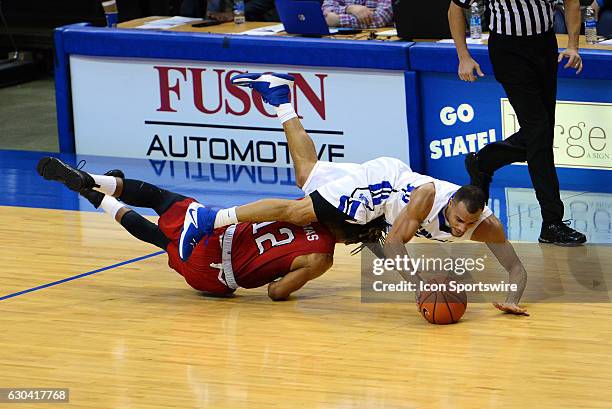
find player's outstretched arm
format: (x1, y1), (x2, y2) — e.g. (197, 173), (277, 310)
(472, 215), (529, 316)
(267, 253), (333, 301)
(383, 185), (434, 286)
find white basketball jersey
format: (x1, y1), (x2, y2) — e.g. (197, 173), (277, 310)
(385, 176), (492, 242)
(315, 157), (431, 224)
(302, 158), (491, 241)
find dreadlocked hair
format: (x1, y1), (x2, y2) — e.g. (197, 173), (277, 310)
(333, 216), (389, 256)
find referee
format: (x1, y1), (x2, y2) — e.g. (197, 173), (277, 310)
(448, 0), (587, 245)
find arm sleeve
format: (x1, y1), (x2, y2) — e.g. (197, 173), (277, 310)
(452, 0), (476, 9)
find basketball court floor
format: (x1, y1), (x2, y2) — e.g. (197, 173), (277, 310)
(1, 149), (611, 408)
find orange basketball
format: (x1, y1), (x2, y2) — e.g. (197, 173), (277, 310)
(418, 277), (467, 324)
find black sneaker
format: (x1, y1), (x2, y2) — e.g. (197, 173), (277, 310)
(37, 156), (98, 192)
(80, 169), (125, 208)
(539, 220), (587, 246)
(465, 153), (492, 202)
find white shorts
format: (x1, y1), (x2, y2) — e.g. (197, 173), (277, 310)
(301, 157), (412, 225)
(301, 161), (362, 195)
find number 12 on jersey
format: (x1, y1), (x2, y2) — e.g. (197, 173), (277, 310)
(252, 222), (296, 254)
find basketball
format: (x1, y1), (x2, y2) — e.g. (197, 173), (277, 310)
(418, 276), (467, 324)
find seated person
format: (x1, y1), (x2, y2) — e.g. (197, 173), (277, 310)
(554, 0), (612, 37)
(322, 0), (393, 29)
(181, 0), (279, 22)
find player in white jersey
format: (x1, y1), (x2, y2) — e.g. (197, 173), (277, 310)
(180, 73), (528, 316)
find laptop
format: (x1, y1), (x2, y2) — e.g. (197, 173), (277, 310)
(392, 0), (451, 40)
(275, 0), (332, 36)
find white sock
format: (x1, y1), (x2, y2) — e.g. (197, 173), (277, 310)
(91, 174), (118, 196)
(100, 195), (126, 220)
(214, 206), (238, 228)
(275, 103), (297, 124)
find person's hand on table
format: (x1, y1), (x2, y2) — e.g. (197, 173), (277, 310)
(346, 5), (373, 26)
(207, 11), (233, 22)
(324, 12), (340, 27)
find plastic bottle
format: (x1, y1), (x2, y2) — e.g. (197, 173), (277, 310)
(585, 6), (598, 45)
(234, 0), (246, 25)
(470, 2), (482, 40)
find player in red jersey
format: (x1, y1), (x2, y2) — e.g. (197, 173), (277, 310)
(37, 157), (382, 299)
(158, 197), (336, 299)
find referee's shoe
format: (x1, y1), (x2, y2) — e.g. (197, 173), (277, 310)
(539, 221), (587, 246)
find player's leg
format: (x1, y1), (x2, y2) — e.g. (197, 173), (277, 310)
(37, 156), (121, 194)
(179, 196), (318, 260)
(235, 196), (317, 226)
(115, 179), (188, 216)
(282, 118), (318, 188)
(37, 156), (186, 216)
(86, 193), (171, 250)
(230, 73), (317, 188)
(37, 159), (172, 249)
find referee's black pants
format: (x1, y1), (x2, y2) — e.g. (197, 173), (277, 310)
(478, 30), (564, 224)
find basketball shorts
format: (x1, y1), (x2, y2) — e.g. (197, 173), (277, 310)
(158, 197), (234, 295)
(301, 157), (411, 225)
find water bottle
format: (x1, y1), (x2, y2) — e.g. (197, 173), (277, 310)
(101, 0), (118, 28)
(234, 0), (246, 24)
(470, 2), (482, 40)
(585, 6), (597, 44)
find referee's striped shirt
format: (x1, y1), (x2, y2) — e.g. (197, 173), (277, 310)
(452, 0), (555, 36)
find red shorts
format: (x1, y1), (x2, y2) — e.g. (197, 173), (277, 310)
(158, 198), (234, 295)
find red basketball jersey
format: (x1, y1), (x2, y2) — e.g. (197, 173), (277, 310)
(160, 198), (233, 294)
(158, 198), (336, 293)
(230, 221), (336, 289)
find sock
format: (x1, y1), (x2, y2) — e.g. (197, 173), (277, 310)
(214, 206), (238, 229)
(100, 195), (126, 220)
(91, 174), (118, 195)
(275, 103), (297, 124)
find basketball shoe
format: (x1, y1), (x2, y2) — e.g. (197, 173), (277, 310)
(37, 156), (97, 192)
(178, 202), (218, 261)
(230, 73), (294, 106)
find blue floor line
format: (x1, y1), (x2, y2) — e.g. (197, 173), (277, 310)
(0, 251), (165, 301)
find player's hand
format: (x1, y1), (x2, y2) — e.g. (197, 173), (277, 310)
(458, 57), (484, 82)
(346, 5), (373, 26)
(493, 302), (530, 316)
(558, 48), (583, 74)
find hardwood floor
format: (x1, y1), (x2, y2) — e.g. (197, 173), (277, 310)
(1, 206), (611, 408)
